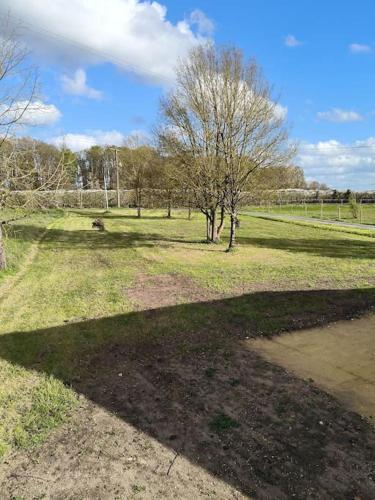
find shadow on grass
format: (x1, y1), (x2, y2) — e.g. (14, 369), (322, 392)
(10, 225), (204, 249)
(9, 221), (375, 259)
(0, 288), (374, 498)
(68, 209), (189, 221)
(235, 235), (375, 259)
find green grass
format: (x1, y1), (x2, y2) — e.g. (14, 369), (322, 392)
(0, 209), (63, 287)
(242, 212), (375, 239)
(245, 202), (375, 225)
(0, 207), (374, 459)
(209, 413), (240, 432)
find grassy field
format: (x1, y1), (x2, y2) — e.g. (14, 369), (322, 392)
(246, 202), (375, 225)
(0, 208), (374, 497)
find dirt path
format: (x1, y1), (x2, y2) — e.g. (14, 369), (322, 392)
(250, 313), (375, 422)
(243, 210), (375, 231)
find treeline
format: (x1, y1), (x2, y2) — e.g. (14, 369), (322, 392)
(0, 136), (309, 203)
(1, 137), (309, 191)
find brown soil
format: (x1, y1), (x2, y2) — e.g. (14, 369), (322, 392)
(126, 273), (220, 310)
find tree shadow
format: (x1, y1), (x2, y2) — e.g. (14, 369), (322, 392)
(0, 288), (374, 498)
(9, 222), (375, 259)
(236, 236), (375, 259)
(10, 225), (204, 249)
(68, 210), (189, 221)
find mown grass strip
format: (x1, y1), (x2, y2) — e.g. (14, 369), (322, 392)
(241, 212), (375, 238)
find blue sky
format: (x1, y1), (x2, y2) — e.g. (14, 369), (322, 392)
(1, 0), (375, 189)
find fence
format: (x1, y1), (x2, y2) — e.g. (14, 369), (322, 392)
(248, 199), (375, 225)
(0, 189), (189, 210)
(2, 189), (375, 220)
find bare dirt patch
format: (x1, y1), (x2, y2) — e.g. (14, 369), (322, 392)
(1, 332), (374, 499)
(125, 273), (220, 310)
(1, 400), (246, 500)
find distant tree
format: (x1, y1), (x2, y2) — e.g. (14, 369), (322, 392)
(307, 180), (329, 191)
(344, 189), (352, 201)
(157, 157), (180, 218)
(349, 192), (359, 219)
(121, 136), (156, 218)
(307, 180), (320, 190)
(249, 165), (306, 191)
(85, 146), (105, 189)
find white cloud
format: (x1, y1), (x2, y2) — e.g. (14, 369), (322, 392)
(317, 108), (363, 123)
(349, 43), (372, 54)
(298, 138), (375, 190)
(61, 69), (102, 99)
(49, 129), (150, 151)
(189, 9), (214, 35)
(1, 0), (212, 85)
(50, 130), (126, 151)
(0, 100), (61, 126)
(284, 35), (302, 48)
(274, 103), (288, 120)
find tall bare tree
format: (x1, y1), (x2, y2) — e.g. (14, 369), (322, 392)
(158, 45), (228, 242)
(0, 18), (38, 146)
(0, 19), (39, 269)
(159, 44), (294, 249)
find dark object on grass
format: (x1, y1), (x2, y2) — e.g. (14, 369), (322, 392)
(92, 218), (105, 231)
(235, 217), (240, 228)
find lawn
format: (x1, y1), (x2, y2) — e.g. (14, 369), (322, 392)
(0, 208), (374, 498)
(246, 202), (375, 225)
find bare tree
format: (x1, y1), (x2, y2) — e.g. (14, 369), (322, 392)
(158, 45), (228, 242)
(0, 19), (39, 269)
(121, 135), (156, 218)
(159, 44), (294, 249)
(0, 17), (38, 147)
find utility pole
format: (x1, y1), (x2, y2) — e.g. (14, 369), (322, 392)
(103, 165), (109, 210)
(115, 148), (120, 208)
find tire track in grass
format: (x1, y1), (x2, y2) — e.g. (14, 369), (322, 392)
(0, 218), (61, 304)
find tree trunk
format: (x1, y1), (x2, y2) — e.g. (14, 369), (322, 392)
(188, 201), (192, 220)
(0, 224), (6, 270)
(217, 205), (225, 240)
(211, 208), (218, 242)
(167, 194), (171, 218)
(205, 212), (213, 241)
(137, 189), (141, 218)
(227, 212), (236, 251)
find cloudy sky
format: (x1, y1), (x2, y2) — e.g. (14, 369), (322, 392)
(1, 0), (375, 190)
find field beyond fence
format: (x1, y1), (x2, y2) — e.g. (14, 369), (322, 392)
(246, 199), (375, 225)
